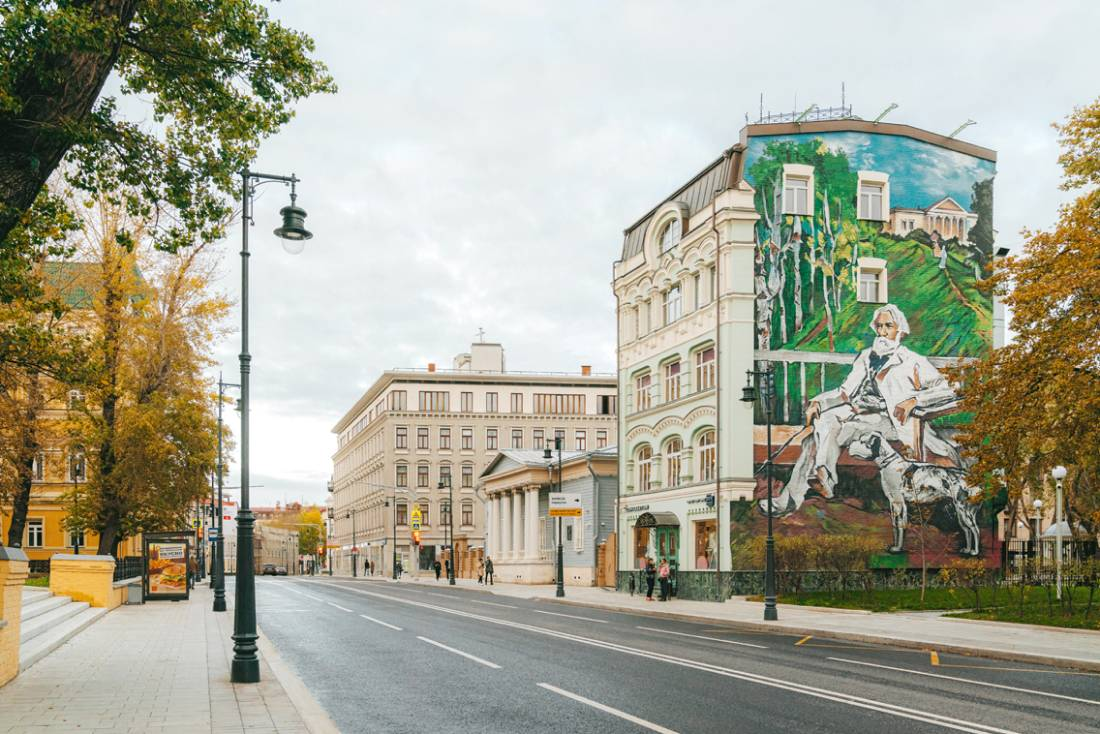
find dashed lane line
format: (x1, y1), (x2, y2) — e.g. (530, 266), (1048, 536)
(636, 626), (768, 649)
(533, 609), (608, 624)
(537, 683), (679, 734)
(829, 658), (1100, 707)
(301, 580), (1019, 734)
(360, 614), (402, 631)
(327, 602), (353, 613)
(417, 636), (501, 669)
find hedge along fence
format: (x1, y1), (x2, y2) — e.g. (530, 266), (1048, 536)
(732, 534), (885, 596)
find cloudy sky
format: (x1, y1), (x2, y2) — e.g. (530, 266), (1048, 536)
(208, 0), (1097, 508)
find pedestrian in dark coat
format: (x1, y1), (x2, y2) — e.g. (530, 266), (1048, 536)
(433, 560), (442, 581)
(484, 557), (494, 585)
(644, 558), (657, 601)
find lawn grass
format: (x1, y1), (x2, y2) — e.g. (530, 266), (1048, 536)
(771, 585), (1100, 623)
(24, 575), (49, 587)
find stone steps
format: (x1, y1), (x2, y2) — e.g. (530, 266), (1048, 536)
(17, 589), (109, 672)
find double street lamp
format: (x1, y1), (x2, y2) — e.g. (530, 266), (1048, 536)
(543, 437), (565, 598)
(740, 365), (779, 621)
(231, 170), (313, 685)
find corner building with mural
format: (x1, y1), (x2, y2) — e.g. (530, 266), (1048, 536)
(614, 117), (1001, 599)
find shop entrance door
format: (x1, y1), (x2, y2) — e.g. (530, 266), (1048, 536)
(655, 526), (679, 565)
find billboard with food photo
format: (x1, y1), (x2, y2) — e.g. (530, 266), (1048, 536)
(144, 532), (193, 600)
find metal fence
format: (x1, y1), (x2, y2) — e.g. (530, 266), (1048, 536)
(113, 556), (144, 582)
(1002, 539), (1099, 580)
(28, 559), (50, 575)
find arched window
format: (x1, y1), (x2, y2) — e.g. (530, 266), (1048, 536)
(636, 445), (653, 492)
(659, 218), (681, 253)
(664, 437), (682, 488)
(697, 430), (716, 482)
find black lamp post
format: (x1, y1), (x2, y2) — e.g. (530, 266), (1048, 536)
(231, 169), (313, 685)
(440, 479), (456, 585)
(346, 509), (359, 577)
(740, 366), (778, 621)
(326, 505), (334, 576)
(213, 374), (239, 613)
(544, 437), (565, 598)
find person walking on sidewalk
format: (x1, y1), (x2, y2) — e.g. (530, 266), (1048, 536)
(658, 559), (671, 601)
(644, 558), (656, 601)
(433, 559), (442, 581)
(188, 555), (198, 590)
(484, 557), (494, 585)
(477, 559), (485, 584)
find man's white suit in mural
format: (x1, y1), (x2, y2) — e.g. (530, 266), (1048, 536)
(767, 304), (963, 517)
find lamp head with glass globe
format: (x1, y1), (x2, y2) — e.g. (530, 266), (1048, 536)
(273, 180), (312, 252)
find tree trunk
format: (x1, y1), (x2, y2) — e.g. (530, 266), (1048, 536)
(0, 1), (139, 245)
(5, 374), (42, 548)
(94, 254), (124, 556)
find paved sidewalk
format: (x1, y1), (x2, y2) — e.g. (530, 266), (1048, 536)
(0, 584), (335, 734)
(357, 573), (1100, 672)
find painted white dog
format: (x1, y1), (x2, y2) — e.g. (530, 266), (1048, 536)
(847, 432), (981, 556)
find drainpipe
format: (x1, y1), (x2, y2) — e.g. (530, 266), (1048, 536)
(613, 287), (622, 589)
(712, 170), (726, 603)
(587, 455), (600, 583)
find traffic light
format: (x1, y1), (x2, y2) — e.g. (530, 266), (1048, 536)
(412, 530), (421, 546)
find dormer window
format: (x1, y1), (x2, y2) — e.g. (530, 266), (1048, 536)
(659, 218), (681, 253)
(782, 164), (814, 215)
(857, 171), (890, 221)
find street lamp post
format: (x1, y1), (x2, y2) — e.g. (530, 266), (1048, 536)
(440, 480), (455, 585)
(346, 509), (359, 577)
(544, 437), (565, 598)
(1052, 465), (1067, 601)
(213, 375), (239, 613)
(741, 366), (778, 621)
(231, 169), (313, 685)
(326, 506), (335, 576)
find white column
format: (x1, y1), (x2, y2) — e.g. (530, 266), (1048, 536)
(500, 491), (512, 558)
(525, 486), (539, 560)
(512, 488), (523, 558)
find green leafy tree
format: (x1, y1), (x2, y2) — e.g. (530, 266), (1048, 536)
(0, 0), (335, 301)
(297, 507), (323, 557)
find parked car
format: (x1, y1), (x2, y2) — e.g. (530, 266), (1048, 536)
(261, 563), (278, 576)
(275, 565), (288, 576)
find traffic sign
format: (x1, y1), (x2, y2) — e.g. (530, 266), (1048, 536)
(549, 493), (583, 517)
(410, 505), (422, 531)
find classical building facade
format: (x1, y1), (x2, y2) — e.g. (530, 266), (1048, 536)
(330, 342), (616, 577)
(479, 446), (617, 586)
(616, 117), (1001, 598)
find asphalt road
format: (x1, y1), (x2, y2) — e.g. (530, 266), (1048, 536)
(251, 576), (1100, 734)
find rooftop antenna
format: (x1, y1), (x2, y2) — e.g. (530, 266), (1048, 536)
(948, 119), (976, 138)
(841, 82), (846, 110)
(760, 93), (764, 122)
(872, 102), (898, 124)
(475, 327), (486, 343)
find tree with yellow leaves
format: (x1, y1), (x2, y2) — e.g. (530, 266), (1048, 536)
(63, 197), (230, 555)
(956, 98), (1100, 536)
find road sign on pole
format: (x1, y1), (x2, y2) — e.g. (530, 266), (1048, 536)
(549, 493), (583, 517)
(410, 505), (422, 531)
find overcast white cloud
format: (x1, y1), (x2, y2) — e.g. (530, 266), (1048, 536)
(209, 0), (1097, 508)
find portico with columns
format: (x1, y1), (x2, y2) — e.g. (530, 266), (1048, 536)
(480, 447), (618, 586)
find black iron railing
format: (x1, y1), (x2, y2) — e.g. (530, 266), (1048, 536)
(28, 559), (50, 574)
(113, 556), (143, 582)
(1002, 539), (1098, 579)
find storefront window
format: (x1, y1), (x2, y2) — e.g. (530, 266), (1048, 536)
(633, 527), (650, 569)
(694, 519), (717, 570)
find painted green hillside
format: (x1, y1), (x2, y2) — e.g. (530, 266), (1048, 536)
(792, 234), (992, 357)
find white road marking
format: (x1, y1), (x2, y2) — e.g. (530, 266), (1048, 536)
(301, 580), (1019, 734)
(360, 614), (402, 631)
(465, 599), (518, 609)
(421, 591), (519, 609)
(283, 587), (325, 602)
(258, 609), (310, 613)
(327, 602), (353, 612)
(417, 636), (501, 669)
(533, 609), (608, 623)
(538, 682), (678, 734)
(636, 625), (768, 649)
(829, 657), (1100, 707)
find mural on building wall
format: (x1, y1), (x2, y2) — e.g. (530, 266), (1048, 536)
(734, 131), (999, 567)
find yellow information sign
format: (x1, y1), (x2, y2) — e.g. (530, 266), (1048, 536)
(549, 494), (583, 517)
(410, 505), (422, 530)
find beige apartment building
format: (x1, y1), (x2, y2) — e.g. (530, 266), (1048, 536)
(330, 343), (617, 577)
